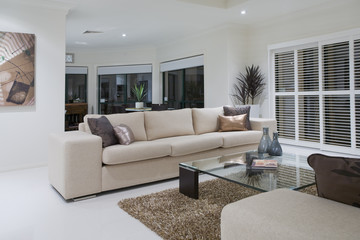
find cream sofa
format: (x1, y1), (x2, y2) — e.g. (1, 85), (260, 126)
(49, 107), (276, 200)
(221, 189), (360, 240)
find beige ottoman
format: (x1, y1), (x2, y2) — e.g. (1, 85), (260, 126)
(221, 188), (360, 240)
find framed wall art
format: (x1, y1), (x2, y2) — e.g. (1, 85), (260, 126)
(0, 31), (35, 106)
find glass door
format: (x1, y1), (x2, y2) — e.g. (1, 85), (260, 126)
(98, 73), (152, 114)
(163, 66), (204, 109)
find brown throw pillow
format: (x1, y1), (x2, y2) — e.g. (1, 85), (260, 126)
(307, 153), (360, 208)
(114, 124), (135, 145)
(223, 105), (252, 130)
(218, 114), (248, 132)
(87, 116), (118, 148)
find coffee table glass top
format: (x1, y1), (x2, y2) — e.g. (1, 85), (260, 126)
(180, 151), (315, 192)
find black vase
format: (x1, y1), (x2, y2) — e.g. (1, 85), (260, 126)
(269, 132), (282, 156)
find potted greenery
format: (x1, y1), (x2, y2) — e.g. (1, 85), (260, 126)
(132, 83), (147, 108)
(231, 65), (265, 117)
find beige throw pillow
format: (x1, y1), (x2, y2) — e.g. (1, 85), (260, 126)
(113, 124), (135, 145)
(218, 114), (248, 132)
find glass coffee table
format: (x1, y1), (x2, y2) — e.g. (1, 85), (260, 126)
(179, 150), (315, 199)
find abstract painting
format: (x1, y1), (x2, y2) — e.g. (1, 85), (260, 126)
(0, 31), (35, 106)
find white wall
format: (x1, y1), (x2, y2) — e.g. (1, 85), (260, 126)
(0, 2), (68, 172)
(246, 0), (360, 118)
(66, 47), (157, 113)
(157, 24), (248, 108)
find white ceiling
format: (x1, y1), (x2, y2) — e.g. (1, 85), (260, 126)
(57, 0), (344, 49)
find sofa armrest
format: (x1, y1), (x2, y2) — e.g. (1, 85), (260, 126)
(250, 118), (277, 139)
(78, 122), (86, 132)
(48, 131), (102, 200)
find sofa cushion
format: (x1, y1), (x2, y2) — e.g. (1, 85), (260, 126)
(145, 109), (195, 140)
(87, 116), (118, 148)
(204, 131), (262, 148)
(154, 134), (223, 157)
(221, 189), (360, 240)
(102, 141), (171, 165)
(218, 114), (248, 132)
(308, 154), (360, 208)
(192, 107), (223, 134)
(113, 124), (135, 145)
(223, 105), (252, 130)
(84, 112), (147, 141)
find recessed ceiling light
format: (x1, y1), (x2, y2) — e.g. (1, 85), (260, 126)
(241, 10), (246, 15)
(122, 33), (127, 37)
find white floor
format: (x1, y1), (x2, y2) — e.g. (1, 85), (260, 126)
(0, 166), (179, 240)
(0, 145), (356, 240)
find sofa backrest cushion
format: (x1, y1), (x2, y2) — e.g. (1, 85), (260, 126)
(308, 153), (360, 208)
(145, 108), (195, 140)
(192, 107), (223, 135)
(223, 105), (252, 130)
(83, 112), (147, 141)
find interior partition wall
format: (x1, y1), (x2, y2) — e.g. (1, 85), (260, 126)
(97, 64), (152, 114)
(161, 55), (204, 109)
(269, 29), (360, 155)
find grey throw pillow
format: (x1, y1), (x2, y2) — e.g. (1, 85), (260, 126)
(223, 105), (251, 130)
(87, 116), (118, 148)
(114, 124), (135, 145)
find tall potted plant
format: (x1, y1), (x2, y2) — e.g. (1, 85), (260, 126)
(231, 65), (265, 117)
(132, 83), (147, 108)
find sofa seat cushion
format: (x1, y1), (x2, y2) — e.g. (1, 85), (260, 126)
(145, 109), (195, 140)
(203, 131), (262, 148)
(154, 134), (223, 157)
(102, 141), (171, 165)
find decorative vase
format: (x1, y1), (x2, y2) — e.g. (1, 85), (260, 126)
(269, 132), (282, 156)
(135, 102), (144, 109)
(258, 127), (271, 154)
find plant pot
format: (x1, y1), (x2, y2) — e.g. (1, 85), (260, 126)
(135, 102), (144, 109)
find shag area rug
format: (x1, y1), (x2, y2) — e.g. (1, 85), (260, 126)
(118, 179), (317, 240)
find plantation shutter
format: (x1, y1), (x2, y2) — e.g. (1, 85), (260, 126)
(355, 39), (360, 89)
(275, 51), (295, 139)
(298, 47), (319, 91)
(275, 51), (295, 92)
(276, 96), (295, 139)
(322, 41), (350, 90)
(322, 41), (351, 147)
(355, 39), (360, 148)
(298, 47), (320, 143)
(356, 95), (360, 148)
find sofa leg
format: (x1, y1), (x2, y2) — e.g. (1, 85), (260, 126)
(73, 194), (97, 202)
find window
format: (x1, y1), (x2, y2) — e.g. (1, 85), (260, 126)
(271, 32), (360, 154)
(161, 55), (204, 109)
(65, 67), (87, 103)
(97, 65), (152, 114)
